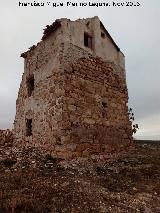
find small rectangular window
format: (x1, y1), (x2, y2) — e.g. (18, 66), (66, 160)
(101, 32), (105, 38)
(102, 102), (107, 118)
(27, 75), (34, 97)
(84, 33), (92, 49)
(26, 119), (32, 136)
(102, 102), (107, 108)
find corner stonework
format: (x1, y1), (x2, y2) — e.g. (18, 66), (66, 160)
(14, 17), (133, 159)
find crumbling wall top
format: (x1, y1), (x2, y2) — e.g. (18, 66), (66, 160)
(42, 20), (61, 41)
(20, 17), (124, 69)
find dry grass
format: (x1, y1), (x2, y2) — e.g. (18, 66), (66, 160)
(0, 143), (160, 212)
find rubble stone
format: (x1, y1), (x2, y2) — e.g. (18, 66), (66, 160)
(0, 129), (13, 146)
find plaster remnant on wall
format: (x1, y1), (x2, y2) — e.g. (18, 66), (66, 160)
(14, 16), (132, 159)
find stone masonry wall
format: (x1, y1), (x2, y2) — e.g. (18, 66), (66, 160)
(14, 27), (64, 147)
(52, 46), (132, 159)
(65, 16), (125, 69)
(14, 41), (132, 159)
(14, 17), (132, 159)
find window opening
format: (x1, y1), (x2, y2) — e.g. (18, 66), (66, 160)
(101, 32), (105, 38)
(84, 33), (92, 48)
(102, 102), (107, 108)
(26, 119), (32, 136)
(27, 75), (34, 97)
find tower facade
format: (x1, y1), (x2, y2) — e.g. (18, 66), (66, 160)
(14, 17), (132, 159)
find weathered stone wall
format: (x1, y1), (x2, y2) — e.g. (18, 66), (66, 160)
(59, 42), (125, 77)
(14, 17), (132, 159)
(63, 16), (125, 69)
(53, 49), (132, 159)
(14, 26), (64, 145)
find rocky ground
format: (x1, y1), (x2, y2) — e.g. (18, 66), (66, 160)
(0, 132), (160, 212)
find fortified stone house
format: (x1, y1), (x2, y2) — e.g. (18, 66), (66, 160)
(14, 17), (133, 159)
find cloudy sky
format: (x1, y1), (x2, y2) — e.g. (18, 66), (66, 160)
(0, 0), (159, 140)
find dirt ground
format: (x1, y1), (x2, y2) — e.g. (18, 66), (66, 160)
(0, 142), (160, 213)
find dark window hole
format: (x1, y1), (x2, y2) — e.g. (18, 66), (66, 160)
(27, 76), (34, 97)
(84, 33), (92, 48)
(26, 119), (32, 136)
(102, 102), (107, 108)
(101, 32), (105, 38)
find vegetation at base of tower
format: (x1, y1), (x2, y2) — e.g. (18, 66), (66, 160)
(128, 108), (139, 134)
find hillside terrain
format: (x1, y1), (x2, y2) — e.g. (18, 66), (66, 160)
(0, 132), (160, 212)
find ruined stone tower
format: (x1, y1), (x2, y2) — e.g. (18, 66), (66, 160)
(14, 17), (132, 159)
